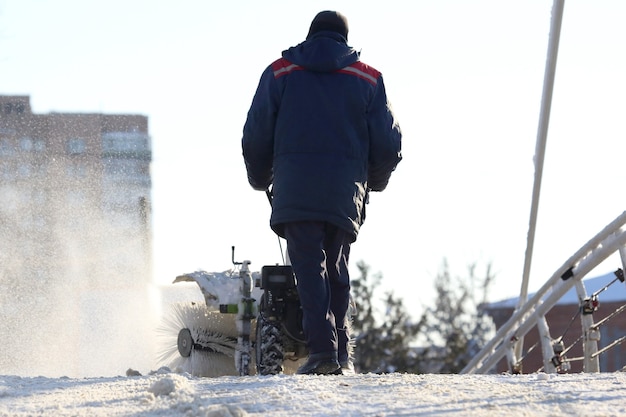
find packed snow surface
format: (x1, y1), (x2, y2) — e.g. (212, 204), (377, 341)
(1, 370), (625, 416)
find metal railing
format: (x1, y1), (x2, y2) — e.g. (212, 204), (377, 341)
(462, 211), (626, 374)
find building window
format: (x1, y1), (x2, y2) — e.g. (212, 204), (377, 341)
(17, 137), (45, 152)
(17, 163), (31, 178)
(102, 132), (150, 154)
(103, 159), (150, 184)
(67, 138), (86, 155)
(19, 137), (33, 152)
(0, 138), (14, 156)
(2, 102), (25, 114)
(33, 139), (46, 152)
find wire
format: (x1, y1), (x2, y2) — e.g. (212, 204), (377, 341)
(278, 236), (285, 265)
(265, 188), (286, 265)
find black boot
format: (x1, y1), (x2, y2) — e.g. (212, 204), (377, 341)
(296, 352), (341, 375)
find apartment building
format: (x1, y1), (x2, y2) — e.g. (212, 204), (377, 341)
(0, 95), (154, 376)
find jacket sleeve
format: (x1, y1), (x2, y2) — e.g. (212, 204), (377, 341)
(367, 75), (402, 192)
(242, 66), (280, 191)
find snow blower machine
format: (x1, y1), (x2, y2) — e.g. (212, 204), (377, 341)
(159, 246), (308, 376)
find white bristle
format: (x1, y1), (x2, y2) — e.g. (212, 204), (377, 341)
(157, 302), (246, 377)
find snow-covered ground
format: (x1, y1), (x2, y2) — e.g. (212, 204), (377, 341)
(3, 271), (625, 416)
(1, 369), (625, 416)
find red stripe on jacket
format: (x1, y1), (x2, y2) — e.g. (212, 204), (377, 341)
(272, 58), (380, 86)
(272, 58), (303, 78)
(337, 62), (380, 86)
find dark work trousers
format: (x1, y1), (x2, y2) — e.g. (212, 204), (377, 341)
(284, 221), (351, 361)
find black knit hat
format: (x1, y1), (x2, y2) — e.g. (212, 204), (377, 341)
(306, 11), (349, 40)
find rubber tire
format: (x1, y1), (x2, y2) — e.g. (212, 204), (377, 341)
(255, 315), (285, 375)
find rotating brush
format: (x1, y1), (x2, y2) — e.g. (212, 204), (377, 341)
(159, 302), (254, 377)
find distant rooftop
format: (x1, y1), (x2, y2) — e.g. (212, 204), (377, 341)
(486, 271), (626, 309)
(0, 95), (31, 115)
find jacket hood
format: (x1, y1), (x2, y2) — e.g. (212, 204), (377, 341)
(282, 31), (360, 72)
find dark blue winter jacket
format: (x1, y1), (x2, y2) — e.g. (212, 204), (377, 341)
(242, 31), (402, 242)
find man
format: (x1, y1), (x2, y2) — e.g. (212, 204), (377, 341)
(242, 10), (402, 375)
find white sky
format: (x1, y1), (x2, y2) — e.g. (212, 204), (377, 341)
(1, 0), (624, 316)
